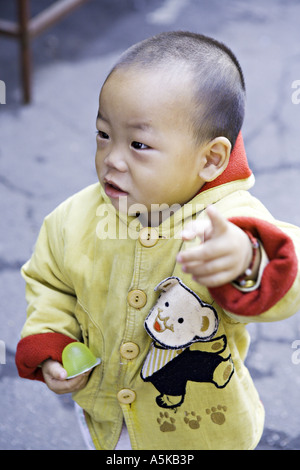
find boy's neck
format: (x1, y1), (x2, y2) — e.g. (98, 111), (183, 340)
(138, 208), (178, 227)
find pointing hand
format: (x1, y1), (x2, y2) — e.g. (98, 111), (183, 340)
(177, 205), (259, 288)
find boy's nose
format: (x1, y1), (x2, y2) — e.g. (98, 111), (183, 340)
(104, 149), (128, 172)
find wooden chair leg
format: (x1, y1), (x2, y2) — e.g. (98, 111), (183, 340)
(18, 0), (32, 104)
(0, 0), (90, 103)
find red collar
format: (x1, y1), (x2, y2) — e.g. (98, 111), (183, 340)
(199, 132), (252, 194)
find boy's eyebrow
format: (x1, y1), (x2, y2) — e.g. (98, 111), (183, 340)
(126, 121), (153, 131)
(97, 111), (108, 122)
(97, 111), (153, 132)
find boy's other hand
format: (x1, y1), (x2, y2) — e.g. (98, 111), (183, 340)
(177, 205), (259, 288)
(42, 359), (90, 394)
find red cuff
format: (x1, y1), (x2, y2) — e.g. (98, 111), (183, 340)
(208, 217), (298, 316)
(15, 333), (76, 382)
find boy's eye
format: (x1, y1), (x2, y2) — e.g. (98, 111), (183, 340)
(131, 141), (149, 150)
(97, 130), (109, 139)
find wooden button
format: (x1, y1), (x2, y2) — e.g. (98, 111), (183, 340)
(139, 227), (159, 247)
(117, 389), (136, 404)
(120, 342), (140, 360)
(127, 290), (147, 308)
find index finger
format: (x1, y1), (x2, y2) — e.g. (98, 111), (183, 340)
(180, 218), (211, 242)
(205, 205), (228, 238)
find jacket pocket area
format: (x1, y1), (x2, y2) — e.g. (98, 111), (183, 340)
(72, 301), (104, 413)
(74, 300), (103, 358)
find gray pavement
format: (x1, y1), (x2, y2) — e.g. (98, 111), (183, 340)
(1, 0), (300, 450)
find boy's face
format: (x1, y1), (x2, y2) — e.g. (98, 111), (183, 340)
(95, 68), (207, 219)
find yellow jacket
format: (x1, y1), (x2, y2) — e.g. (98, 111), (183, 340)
(16, 134), (300, 449)
(16, 171), (300, 450)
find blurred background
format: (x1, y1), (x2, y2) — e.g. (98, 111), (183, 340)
(0, 0), (300, 450)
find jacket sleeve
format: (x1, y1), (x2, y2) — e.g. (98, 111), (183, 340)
(15, 332), (76, 381)
(15, 206), (82, 381)
(209, 215), (300, 322)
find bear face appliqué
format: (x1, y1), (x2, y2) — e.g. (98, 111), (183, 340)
(144, 276), (219, 349)
(141, 277), (234, 409)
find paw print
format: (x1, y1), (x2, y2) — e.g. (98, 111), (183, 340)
(184, 411), (201, 429)
(206, 405), (227, 425)
(157, 412), (176, 432)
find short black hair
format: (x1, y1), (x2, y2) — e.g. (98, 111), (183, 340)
(109, 31), (246, 148)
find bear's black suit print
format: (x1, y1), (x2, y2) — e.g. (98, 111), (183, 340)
(141, 277), (234, 409)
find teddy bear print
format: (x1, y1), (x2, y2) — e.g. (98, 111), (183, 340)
(141, 277), (234, 409)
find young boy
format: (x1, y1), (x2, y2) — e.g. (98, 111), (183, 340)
(16, 31), (300, 450)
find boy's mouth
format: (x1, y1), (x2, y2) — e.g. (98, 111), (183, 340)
(104, 180), (128, 199)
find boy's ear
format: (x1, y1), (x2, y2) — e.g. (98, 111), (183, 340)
(198, 137), (231, 182)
